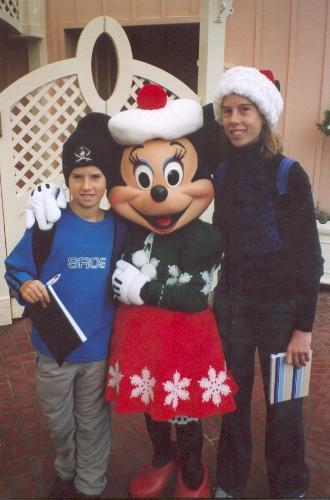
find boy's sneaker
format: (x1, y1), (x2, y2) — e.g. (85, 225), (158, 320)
(47, 477), (75, 499)
(214, 485), (235, 498)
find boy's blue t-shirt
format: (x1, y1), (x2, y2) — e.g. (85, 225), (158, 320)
(5, 207), (116, 362)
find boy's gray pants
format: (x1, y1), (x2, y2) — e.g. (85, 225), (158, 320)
(36, 353), (111, 496)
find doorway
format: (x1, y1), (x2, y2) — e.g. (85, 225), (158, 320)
(0, 21), (28, 93)
(65, 23), (199, 100)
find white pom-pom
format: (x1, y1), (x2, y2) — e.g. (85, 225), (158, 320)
(132, 250), (148, 268)
(141, 263), (157, 280)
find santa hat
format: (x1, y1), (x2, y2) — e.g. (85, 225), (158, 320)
(213, 66), (283, 129)
(109, 84), (203, 145)
(62, 112), (115, 187)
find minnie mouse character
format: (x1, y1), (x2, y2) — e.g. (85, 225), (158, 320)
(105, 84), (237, 498)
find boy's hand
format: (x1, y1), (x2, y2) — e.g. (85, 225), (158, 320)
(285, 329), (312, 367)
(20, 280), (50, 308)
(25, 183), (67, 230)
(112, 260), (151, 305)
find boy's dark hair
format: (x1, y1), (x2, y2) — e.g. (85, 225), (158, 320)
(62, 112), (117, 188)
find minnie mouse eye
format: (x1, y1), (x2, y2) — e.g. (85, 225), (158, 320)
(164, 162), (183, 187)
(134, 164), (154, 190)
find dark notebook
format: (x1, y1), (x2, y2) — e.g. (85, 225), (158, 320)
(28, 275), (87, 366)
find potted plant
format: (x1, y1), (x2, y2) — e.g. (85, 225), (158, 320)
(315, 112), (330, 284)
(315, 205), (330, 285)
(316, 110), (330, 136)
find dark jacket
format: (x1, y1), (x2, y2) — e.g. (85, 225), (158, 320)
(212, 141), (323, 332)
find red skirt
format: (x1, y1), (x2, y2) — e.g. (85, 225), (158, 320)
(105, 304), (238, 421)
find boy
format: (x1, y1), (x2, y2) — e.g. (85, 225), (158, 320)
(5, 113), (124, 499)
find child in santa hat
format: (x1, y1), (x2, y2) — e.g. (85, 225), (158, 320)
(211, 66), (323, 498)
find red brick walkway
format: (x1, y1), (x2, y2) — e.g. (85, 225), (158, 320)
(0, 289), (329, 499)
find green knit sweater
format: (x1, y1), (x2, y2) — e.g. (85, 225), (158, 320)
(121, 219), (222, 312)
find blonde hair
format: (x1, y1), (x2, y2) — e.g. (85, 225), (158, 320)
(260, 123), (283, 158)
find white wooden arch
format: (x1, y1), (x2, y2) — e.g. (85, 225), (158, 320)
(0, 15), (199, 324)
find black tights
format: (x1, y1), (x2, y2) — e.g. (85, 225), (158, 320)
(145, 413), (204, 489)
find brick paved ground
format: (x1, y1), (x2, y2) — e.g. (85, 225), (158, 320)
(0, 288), (329, 499)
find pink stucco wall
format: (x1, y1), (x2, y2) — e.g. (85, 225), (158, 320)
(225, 0), (330, 211)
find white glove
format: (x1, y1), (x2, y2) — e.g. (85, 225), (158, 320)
(112, 260), (151, 305)
(25, 182), (67, 230)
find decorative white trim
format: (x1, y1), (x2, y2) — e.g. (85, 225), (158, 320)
(0, 0), (46, 37)
(214, 0), (234, 24)
(0, 0), (20, 33)
(0, 296), (12, 325)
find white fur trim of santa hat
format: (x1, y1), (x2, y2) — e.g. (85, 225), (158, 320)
(213, 66), (284, 129)
(109, 98), (203, 146)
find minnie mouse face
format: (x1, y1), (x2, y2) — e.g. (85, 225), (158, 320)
(108, 136), (214, 234)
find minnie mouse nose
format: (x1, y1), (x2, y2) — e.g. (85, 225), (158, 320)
(151, 185), (168, 202)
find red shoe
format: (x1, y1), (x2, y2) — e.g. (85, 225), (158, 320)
(173, 463), (211, 498)
(128, 459), (176, 498)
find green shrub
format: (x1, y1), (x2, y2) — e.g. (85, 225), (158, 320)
(317, 110), (330, 136)
(315, 205), (330, 224)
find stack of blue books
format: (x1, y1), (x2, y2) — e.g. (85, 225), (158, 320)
(269, 350), (312, 404)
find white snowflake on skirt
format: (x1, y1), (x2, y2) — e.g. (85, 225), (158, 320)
(198, 366), (231, 406)
(163, 370), (191, 409)
(108, 361), (124, 394)
(130, 367), (156, 405)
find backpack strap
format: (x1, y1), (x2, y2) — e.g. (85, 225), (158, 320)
(276, 156), (295, 195)
(213, 160), (230, 189)
(214, 157), (295, 195)
(23, 223), (57, 319)
(32, 223), (57, 274)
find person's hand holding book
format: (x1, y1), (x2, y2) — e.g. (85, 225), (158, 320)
(285, 329), (312, 367)
(20, 280), (50, 308)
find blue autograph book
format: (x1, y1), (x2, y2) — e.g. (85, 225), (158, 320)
(269, 350), (312, 404)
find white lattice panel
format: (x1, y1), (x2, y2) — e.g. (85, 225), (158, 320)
(0, 0), (19, 21)
(9, 74), (177, 196)
(10, 75), (91, 196)
(0, 15), (198, 324)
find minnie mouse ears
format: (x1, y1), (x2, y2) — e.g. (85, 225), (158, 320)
(109, 84), (203, 146)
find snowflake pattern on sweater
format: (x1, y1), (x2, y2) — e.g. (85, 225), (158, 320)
(166, 265), (192, 286)
(119, 220), (222, 312)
